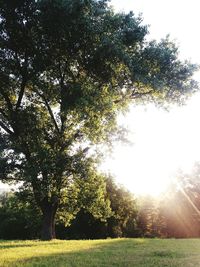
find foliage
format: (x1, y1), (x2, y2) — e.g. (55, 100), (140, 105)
(55, 169), (112, 227)
(158, 191), (200, 238)
(105, 177), (138, 237)
(160, 163), (200, 238)
(0, 0), (198, 239)
(135, 163), (200, 238)
(56, 208), (108, 239)
(57, 177), (138, 239)
(0, 174), (112, 240)
(136, 196), (164, 237)
(2, 165), (200, 240)
(0, 192), (41, 239)
(0, 177), (138, 240)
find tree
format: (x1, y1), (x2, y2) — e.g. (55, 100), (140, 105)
(136, 195), (163, 237)
(105, 177), (137, 238)
(57, 177), (138, 239)
(0, 191), (41, 239)
(158, 190), (200, 238)
(168, 163), (200, 237)
(0, 0), (198, 240)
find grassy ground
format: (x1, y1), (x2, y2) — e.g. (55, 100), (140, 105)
(1, 238), (200, 267)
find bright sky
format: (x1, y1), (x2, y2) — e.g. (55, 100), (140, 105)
(101, 0), (200, 196)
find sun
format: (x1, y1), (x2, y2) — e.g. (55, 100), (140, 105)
(101, 94), (200, 197)
(103, 144), (174, 197)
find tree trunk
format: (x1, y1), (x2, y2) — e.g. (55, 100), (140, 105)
(52, 208), (57, 239)
(40, 198), (58, 240)
(41, 208), (55, 240)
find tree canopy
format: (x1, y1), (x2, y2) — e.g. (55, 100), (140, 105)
(0, 0), (198, 240)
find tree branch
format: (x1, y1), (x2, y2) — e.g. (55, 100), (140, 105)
(37, 91), (60, 134)
(0, 121), (14, 135)
(16, 77), (27, 110)
(14, 50), (28, 110)
(131, 90), (154, 99)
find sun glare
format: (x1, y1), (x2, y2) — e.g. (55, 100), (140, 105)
(102, 93), (200, 197)
(102, 0), (200, 197)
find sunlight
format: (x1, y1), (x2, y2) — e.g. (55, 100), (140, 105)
(179, 186), (200, 217)
(102, 93), (200, 196)
(100, 0), (200, 197)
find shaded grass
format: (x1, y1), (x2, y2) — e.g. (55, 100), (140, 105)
(1, 238), (200, 266)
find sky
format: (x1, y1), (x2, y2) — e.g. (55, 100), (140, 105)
(110, 0), (200, 63)
(101, 0), (200, 196)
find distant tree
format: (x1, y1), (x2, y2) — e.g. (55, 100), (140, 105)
(56, 208), (108, 239)
(162, 164), (200, 237)
(158, 190), (200, 238)
(0, 0), (198, 240)
(0, 191), (41, 239)
(136, 195), (162, 237)
(57, 177), (138, 239)
(55, 171), (111, 237)
(0, 185), (110, 240)
(105, 177), (138, 237)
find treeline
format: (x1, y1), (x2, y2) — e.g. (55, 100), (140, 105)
(1, 169), (200, 240)
(0, 178), (137, 240)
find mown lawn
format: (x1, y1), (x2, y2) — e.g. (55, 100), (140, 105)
(1, 238), (200, 267)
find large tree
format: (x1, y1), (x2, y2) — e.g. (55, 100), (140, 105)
(0, 0), (198, 240)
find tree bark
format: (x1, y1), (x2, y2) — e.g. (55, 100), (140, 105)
(52, 206), (57, 239)
(40, 198), (58, 240)
(41, 208), (55, 240)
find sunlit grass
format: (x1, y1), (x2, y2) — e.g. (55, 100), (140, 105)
(1, 238), (200, 267)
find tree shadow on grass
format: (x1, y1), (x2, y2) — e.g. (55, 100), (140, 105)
(0, 240), (66, 249)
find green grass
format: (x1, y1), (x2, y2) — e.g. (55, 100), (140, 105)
(1, 238), (200, 267)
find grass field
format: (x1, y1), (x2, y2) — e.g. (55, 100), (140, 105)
(1, 238), (200, 267)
